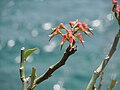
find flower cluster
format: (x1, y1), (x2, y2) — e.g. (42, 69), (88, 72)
(112, 0), (120, 13)
(49, 19), (93, 49)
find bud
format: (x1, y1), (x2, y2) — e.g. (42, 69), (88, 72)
(60, 34), (67, 49)
(60, 34), (67, 45)
(77, 23), (90, 35)
(58, 23), (65, 29)
(69, 21), (76, 27)
(49, 28), (62, 41)
(82, 22), (94, 35)
(76, 33), (84, 47)
(112, 0), (118, 5)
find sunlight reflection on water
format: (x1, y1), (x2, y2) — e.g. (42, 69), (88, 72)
(42, 22), (53, 30)
(43, 41), (57, 52)
(7, 39), (15, 48)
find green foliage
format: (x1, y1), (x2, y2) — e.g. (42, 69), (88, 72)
(23, 48), (37, 60)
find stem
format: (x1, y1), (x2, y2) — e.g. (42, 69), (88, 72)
(30, 46), (77, 89)
(97, 72), (104, 90)
(20, 47), (30, 90)
(20, 47), (25, 82)
(86, 30), (120, 90)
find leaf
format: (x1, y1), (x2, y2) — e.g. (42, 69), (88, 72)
(24, 48), (37, 60)
(110, 79), (117, 90)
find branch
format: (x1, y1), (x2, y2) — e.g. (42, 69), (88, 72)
(20, 47), (28, 90)
(86, 30), (120, 90)
(20, 47), (25, 82)
(30, 67), (36, 89)
(97, 72), (104, 90)
(30, 46), (77, 89)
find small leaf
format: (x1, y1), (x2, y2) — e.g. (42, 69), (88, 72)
(24, 48), (37, 60)
(110, 79), (117, 90)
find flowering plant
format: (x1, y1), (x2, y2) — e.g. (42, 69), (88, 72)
(49, 19), (93, 49)
(19, 0), (120, 90)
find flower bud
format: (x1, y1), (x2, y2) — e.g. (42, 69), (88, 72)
(76, 33), (84, 47)
(112, 0), (118, 5)
(58, 23), (65, 29)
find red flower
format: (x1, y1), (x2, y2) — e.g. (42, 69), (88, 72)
(49, 20), (94, 49)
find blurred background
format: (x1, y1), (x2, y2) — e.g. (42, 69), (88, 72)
(0, 0), (120, 90)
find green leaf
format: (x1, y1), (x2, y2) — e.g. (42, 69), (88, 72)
(110, 79), (117, 90)
(24, 48), (37, 60)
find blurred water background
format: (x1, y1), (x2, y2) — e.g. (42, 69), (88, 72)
(0, 0), (120, 90)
